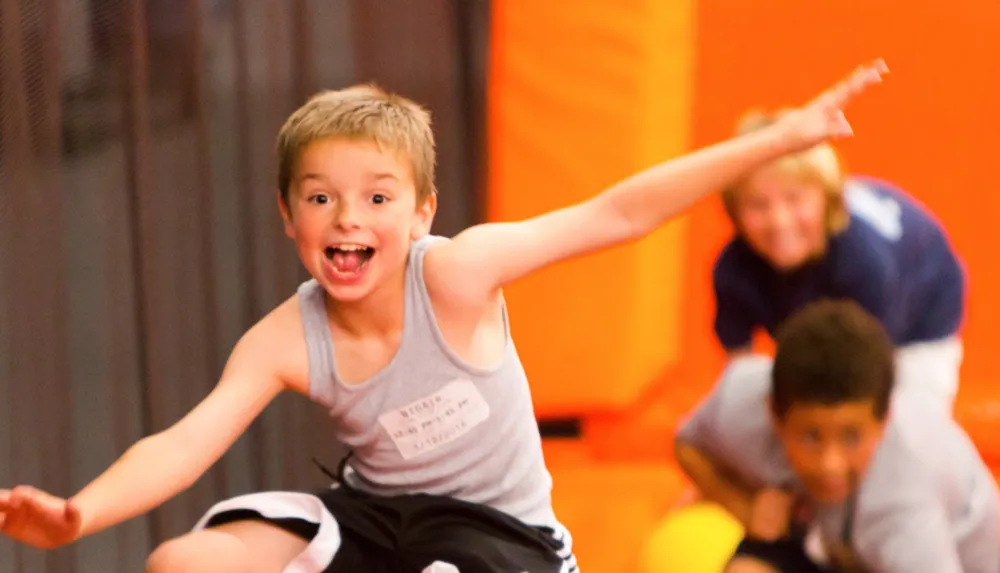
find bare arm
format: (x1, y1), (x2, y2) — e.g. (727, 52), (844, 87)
(72, 321), (290, 537)
(426, 61), (887, 303)
(0, 302), (304, 548)
(674, 439), (754, 526)
(673, 354), (779, 529)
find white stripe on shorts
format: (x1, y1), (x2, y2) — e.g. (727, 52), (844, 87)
(194, 492), (580, 573)
(193, 491), (338, 573)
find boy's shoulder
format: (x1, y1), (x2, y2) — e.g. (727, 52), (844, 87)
(843, 175), (945, 240)
(685, 356), (797, 486)
(418, 233), (497, 310)
(858, 389), (986, 513)
(715, 355), (773, 403)
(233, 291), (311, 395)
(683, 356), (775, 446)
(411, 233), (453, 276)
(413, 233), (452, 253)
(846, 395), (1000, 572)
(840, 177), (906, 242)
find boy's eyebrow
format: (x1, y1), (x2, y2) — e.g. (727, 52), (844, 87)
(298, 172), (399, 183)
(298, 173), (328, 184)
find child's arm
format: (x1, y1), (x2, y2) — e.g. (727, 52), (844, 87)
(675, 439), (798, 541)
(673, 355), (783, 532)
(426, 61), (886, 303)
(73, 328), (286, 536)
(0, 307), (300, 549)
(674, 439), (754, 525)
(672, 363), (754, 524)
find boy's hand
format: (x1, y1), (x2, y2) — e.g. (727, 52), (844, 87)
(0, 486), (82, 549)
(775, 59), (889, 151)
(746, 487), (795, 542)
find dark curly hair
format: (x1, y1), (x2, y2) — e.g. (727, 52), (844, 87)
(771, 299), (895, 420)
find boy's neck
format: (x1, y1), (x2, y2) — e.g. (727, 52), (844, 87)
(323, 268), (407, 338)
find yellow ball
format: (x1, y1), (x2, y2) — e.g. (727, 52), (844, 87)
(639, 502), (744, 573)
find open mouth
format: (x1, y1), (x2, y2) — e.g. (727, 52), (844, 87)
(324, 244), (375, 277)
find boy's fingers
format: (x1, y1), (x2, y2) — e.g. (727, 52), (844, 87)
(819, 60), (887, 110)
(22, 493), (67, 522)
(13, 486), (60, 507)
(8, 486), (70, 524)
(12, 485), (46, 498)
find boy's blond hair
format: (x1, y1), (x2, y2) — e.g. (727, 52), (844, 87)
(276, 84), (437, 205)
(722, 109), (849, 234)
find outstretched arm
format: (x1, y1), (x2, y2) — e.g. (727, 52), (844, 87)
(0, 308), (297, 548)
(426, 60), (888, 304)
(674, 440), (755, 525)
(72, 328), (286, 537)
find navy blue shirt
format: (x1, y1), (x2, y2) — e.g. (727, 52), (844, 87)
(713, 176), (966, 349)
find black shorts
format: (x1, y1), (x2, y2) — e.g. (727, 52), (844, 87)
(202, 485), (576, 573)
(731, 537), (828, 573)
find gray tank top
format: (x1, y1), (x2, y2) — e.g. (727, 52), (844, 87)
(297, 235), (557, 527)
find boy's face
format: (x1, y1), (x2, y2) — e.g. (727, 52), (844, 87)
(735, 166), (827, 271)
(773, 399), (887, 505)
(280, 137), (435, 302)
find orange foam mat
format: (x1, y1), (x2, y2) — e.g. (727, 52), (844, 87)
(954, 388), (1000, 466)
(544, 440), (689, 573)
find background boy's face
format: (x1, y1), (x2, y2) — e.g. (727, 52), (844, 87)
(773, 400), (887, 505)
(736, 166), (828, 271)
(280, 137), (435, 302)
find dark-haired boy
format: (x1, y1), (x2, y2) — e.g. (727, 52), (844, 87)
(675, 299), (998, 573)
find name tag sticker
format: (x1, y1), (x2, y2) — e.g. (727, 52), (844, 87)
(378, 379), (491, 460)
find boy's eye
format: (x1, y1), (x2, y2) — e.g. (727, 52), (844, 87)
(842, 428), (861, 446)
(744, 196), (769, 211)
(800, 429), (822, 445)
(309, 194), (329, 204)
(372, 194), (387, 205)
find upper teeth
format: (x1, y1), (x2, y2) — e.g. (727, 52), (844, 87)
(334, 244), (367, 251)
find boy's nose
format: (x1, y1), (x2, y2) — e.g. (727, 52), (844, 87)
(334, 203), (361, 230)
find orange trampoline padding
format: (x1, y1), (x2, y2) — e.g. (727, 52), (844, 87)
(543, 439), (688, 573)
(488, 0), (695, 417)
(955, 388), (1000, 466)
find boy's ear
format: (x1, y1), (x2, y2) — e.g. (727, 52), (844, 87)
(411, 193), (437, 240)
(880, 402), (894, 425)
(278, 191), (295, 239)
(768, 395), (783, 432)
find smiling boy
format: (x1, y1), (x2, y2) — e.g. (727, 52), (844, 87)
(1, 63), (886, 572)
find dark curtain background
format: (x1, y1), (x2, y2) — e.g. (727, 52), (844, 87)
(0, 0), (490, 570)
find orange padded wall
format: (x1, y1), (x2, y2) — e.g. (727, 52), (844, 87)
(487, 0), (694, 417)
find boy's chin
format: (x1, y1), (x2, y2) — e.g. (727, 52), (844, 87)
(320, 278), (375, 302)
(766, 251), (811, 271)
(807, 483), (852, 506)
